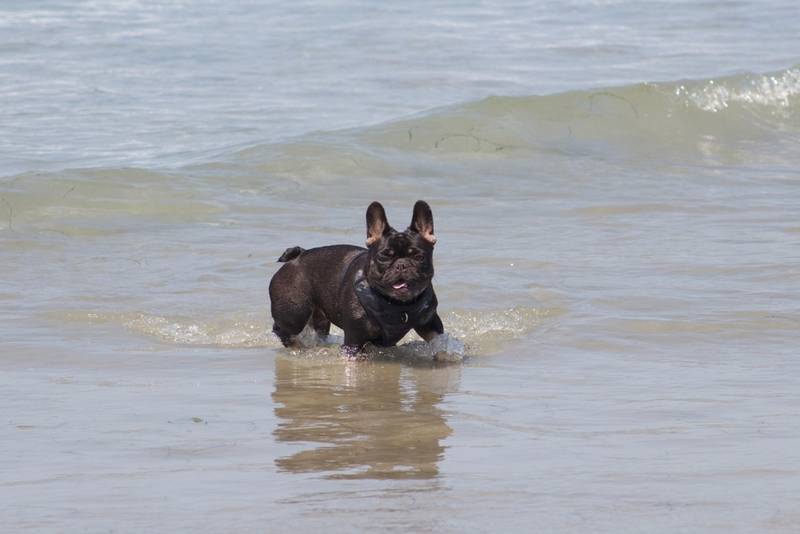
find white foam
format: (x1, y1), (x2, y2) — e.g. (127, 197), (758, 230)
(122, 313), (277, 348)
(49, 305), (552, 358)
(683, 68), (800, 113)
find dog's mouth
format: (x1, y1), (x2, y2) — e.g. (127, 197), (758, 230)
(373, 271), (429, 301)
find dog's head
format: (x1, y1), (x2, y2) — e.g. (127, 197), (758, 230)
(364, 200), (437, 302)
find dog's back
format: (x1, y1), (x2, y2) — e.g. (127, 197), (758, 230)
(269, 245), (365, 345)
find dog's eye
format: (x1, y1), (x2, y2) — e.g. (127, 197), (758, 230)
(408, 249), (424, 261)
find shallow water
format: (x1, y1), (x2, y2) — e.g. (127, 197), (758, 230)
(3, 1), (800, 532)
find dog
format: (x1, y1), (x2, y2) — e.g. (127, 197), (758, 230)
(269, 200), (445, 357)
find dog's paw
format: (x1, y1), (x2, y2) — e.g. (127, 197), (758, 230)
(340, 344), (367, 360)
(430, 333), (465, 362)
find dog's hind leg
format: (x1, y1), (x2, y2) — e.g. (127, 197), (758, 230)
(272, 320), (306, 347)
(310, 307), (331, 339)
(272, 305), (311, 347)
(269, 276), (313, 347)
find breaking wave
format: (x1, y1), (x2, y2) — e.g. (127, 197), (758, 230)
(199, 65), (800, 177)
(5, 66), (799, 230)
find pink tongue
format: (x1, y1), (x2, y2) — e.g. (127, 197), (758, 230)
(393, 282), (408, 290)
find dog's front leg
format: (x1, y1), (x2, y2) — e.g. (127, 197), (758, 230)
(413, 313), (444, 342)
(341, 331), (367, 360)
(416, 313), (464, 362)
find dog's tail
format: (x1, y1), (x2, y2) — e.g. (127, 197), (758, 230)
(277, 246), (305, 262)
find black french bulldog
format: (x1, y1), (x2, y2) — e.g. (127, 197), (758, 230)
(269, 200), (444, 357)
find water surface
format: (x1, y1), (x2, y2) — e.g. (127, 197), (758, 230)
(2, 1), (800, 532)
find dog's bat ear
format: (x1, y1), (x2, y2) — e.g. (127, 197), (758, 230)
(366, 201), (390, 246)
(410, 200), (436, 245)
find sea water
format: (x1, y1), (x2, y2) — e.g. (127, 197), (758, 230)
(2, 1), (800, 532)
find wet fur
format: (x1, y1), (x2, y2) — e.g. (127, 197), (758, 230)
(269, 201), (444, 354)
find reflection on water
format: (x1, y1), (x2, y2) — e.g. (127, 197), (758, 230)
(272, 356), (461, 479)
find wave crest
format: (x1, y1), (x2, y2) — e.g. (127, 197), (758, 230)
(206, 66), (800, 173)
(680, 68), (800, 112)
